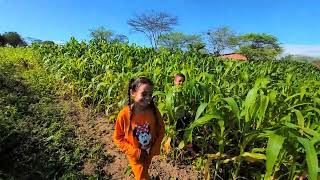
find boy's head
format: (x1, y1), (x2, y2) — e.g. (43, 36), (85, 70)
(174, 73), (185, 86)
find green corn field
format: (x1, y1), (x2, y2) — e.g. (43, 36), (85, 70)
(1, 38), (320, 179)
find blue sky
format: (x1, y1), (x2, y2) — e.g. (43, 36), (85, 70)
(1, 0), (320, 56)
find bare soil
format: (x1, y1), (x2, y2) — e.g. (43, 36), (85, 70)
(64, 100), (200, 180)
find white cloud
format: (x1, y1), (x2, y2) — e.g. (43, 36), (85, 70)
(282, 44), (320, 57)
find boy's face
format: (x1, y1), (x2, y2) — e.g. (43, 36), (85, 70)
(174, 76), (185, 86)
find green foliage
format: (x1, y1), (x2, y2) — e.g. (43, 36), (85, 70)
(113, 34), (129, 43)
(89, 26), (114, 42)
(158, 32), (203, 51)
(238, 33), (283, 61)
(207, 26), (238, 55)
(1, 32), (27, 47)
(187, 41), (207, 54)
(0, 34), (5, 46)
(4, 36), (320, 179)
(89, 26), (129, 44)
(0, 48), (108, 179)
(42, 40), (55, 46)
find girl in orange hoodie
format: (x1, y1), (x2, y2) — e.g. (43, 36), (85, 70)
(113, 77), (165, 180)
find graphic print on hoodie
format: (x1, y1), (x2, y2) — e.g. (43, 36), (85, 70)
(133, 122), (151, 153)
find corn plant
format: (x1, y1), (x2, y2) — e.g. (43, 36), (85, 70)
(32, 38), (320, 179)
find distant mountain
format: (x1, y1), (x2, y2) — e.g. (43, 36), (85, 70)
(24, 37), (42, 45)
(289, 55), (320, 62)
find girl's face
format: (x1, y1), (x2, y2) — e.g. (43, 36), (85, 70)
(131, 83), (153, 109)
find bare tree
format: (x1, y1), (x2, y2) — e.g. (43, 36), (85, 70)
(127, 10), (178, 49)
(207, 26), (238, 55)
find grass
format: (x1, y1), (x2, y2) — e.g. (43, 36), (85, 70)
(0, 48), (110, 179)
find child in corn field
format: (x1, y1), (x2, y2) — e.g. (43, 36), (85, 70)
(173, 73), (193, 149)
(173, 73), (189, 136)
(113, 77), (165, 180)
(174, 73), (185, 86)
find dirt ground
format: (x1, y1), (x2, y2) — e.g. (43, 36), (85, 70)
(64, 100), (201, 180)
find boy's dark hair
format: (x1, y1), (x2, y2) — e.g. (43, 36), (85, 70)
(127, 77), (159, 135)
(175, 73), (185, 79)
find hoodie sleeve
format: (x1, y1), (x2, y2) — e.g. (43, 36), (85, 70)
(113, 109), (141, 161)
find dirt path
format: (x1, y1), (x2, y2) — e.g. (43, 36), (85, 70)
(64, 100), (200, 180)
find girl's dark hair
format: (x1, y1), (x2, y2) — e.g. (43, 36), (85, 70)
(127, 77), (159, 135)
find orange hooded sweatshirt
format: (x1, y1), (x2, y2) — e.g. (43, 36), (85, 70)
(113, 105), (165, 180)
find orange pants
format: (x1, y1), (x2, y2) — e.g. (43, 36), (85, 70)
(128, 157), (152, 180)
